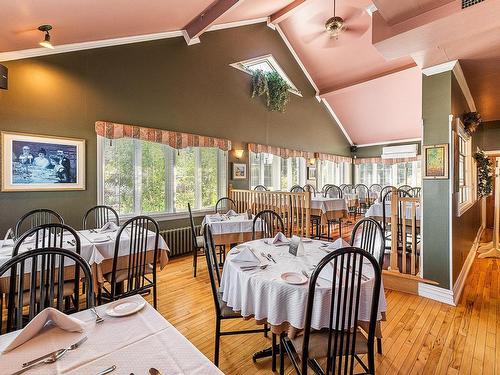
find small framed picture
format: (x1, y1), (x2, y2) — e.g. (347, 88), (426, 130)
(423, 143), (449, 179)
(1, 131), (86, 191)
(232, 163), (247, 180)
(307, 166), (317, 180)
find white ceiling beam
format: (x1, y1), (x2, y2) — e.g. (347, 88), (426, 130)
(183, 0), (243, 45)
(269, 0), (307, 25)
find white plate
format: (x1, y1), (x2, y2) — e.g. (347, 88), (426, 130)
(301, 237), (313, 243)
(92, 235), (110, 243)
(105, 299), (146, 317)
(280, 272), (308, 285)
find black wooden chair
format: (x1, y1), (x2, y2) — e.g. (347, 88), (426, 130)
(83, 205), (119, 230)
(382, 188), (410, 251)
(379, 185), (396, 202)
(354, 184), (370, 214)
(303, 184), (316, 197)
(103, 215), (160, 309)
(254, 185), (268, 191)
(252, 210), (285, 240)
(369, 184), (382, 200)
(215, 197), (237, 214)
(203, 226), (269, 367)
(324, 185), (342, 198)
(188, 203), (205, 277)
(14, 209), (64, 240)
(0, 247), (93, 334)
(398, 184), (412, 193)
(280, 247), (381, 375)
(409, 187), (421, 198)
(290, 185), (305, 193)
(13, 223), (81, 256)
(323, 185), (343, 239)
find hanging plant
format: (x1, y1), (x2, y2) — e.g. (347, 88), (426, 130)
(462, 111), (481, 136)
(474, 150), (493, 198)
(251, 70), (291, 113)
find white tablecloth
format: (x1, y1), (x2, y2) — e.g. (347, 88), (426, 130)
(203, 213), (261, 235)
(310, 197), (347, 214)
(365, 202), (421, 221)
(220, 239), (386, 332)
(0, 295), (222, 375)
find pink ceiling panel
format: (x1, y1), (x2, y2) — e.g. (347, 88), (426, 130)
(215, 0), (295, 24)
(323, 66), (422, 145)
(0, 0), (215, 52)
(279, 0), (415, 92)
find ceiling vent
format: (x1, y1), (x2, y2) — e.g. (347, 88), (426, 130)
(381, 144), (418, 159)
(462, 0), (484, 9)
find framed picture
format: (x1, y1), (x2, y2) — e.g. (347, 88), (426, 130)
(307, 166), (316, 180)
(232, 163), (247, 180)
(1, 131), (86, 191)
(423, 143), (449, 179)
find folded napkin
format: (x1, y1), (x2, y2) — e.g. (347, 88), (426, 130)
(1, 228), (13, 248)
(324, 238), (350, 251)
(230, 247), (260, 267)
(98, 221), (119, 233)
(266, 232), (290, 246)
(289, 235), (305, 256)
(226, 209), (238, 217)
(2, 307), (85, 353)
(209, 214), (223, 222)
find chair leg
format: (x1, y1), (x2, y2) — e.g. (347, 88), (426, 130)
(193, 247), (198, 277)
(264, 322), (269, 338)
(279, 333), (285, 375)
(377, 337), (383, 354)
(214, 318), (221, 367)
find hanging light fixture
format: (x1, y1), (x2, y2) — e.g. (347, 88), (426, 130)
(325, 0), (346, 39)
(38, 25), (54, 49)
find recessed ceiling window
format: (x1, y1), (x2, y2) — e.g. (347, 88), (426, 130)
(230, 54), (301, 96)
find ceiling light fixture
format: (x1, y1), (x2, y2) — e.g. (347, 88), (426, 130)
(38, 25), (54, 49)
(325, 0), (346, 39)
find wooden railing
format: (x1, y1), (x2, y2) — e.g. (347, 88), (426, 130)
(229, 189), (310, 237)
(389, 195), (421, 276)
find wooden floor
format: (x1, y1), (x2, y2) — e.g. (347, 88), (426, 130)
(146, 229), (500, 374)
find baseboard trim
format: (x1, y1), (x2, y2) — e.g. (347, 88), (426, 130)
(452, 225), (484, 304)
(418, 283), (455, 306)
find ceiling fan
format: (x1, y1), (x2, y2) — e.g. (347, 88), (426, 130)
(325, 0), (346, 39)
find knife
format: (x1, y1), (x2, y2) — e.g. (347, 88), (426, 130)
(22, 336), (87, 368)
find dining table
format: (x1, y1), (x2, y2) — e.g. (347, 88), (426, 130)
(220, 237), (387, 363)
(0, 227), (170, 293)
(365, 201), (421, 222)
(310, 196), (348, 224)
(0, 295), (223, 375)
(202, 212), (263, 249)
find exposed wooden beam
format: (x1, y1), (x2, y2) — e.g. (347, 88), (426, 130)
(183, 0), (242, 44)
(269, 0), (306, 25)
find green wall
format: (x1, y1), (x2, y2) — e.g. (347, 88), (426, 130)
(0, 23), (351, 233)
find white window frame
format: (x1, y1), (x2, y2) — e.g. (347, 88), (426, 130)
(97, 136), (227, 222)
(456, 120), (475, 216)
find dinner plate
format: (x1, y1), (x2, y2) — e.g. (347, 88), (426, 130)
(280, 272), (308, 285)
(301, 237), (313, 243)
(105, 299), (146, 317)
(92, 235), (110, 243)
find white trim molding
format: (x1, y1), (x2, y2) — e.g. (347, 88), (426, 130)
(356, 138), (421, 148)
(422, 60), (458, 76)
(418, 283), (455, 306)
(321, 98), (353, 146)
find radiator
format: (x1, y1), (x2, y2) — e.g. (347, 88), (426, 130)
(161, 226), (199, 257)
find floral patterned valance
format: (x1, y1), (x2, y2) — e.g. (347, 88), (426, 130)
(314, 152), (352, 164)
(95, 121), (232, 151)
(248, 143), (315, 160)
(354, 155), (421, 165)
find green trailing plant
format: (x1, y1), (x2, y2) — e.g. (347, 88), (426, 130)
(474, 150), (493, 198)
(462, 111), (481, 136)
(251, 70), (291, 112)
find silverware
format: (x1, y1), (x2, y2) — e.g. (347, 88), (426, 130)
(22, 336), (88, 368)
(241, 264), (268, 272)
(96, 365), (116, 375)
(91, 306), (105, 323)
(149, 368), (162, 375)
(260, 252), (271, 262)
(13, 350), (67, 375)
(267, 253), (277, 263)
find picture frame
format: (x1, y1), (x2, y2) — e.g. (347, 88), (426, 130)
(1, 131), (86, 191)
(307, 166), (317, 180)
(423, 143), (449, 179)
(232, 163), (247, 180)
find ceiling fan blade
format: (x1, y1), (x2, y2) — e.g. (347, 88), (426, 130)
(340, 6), (365, 23)
(302, 31), (325, 44)
(344, 24), (370, 38)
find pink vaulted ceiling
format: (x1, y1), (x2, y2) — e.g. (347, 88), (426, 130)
(324, 66), (422, 145)
(215, 0), (295, 24)
(0, 0), (215, 52)
(279, 0), (416, 93)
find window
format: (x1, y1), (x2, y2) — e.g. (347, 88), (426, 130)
(250, 152), (306, 190)
(354, 161), (421, 187)
(230, 55), (301, 96)
(99, 137), (227, 217)
(457, 122), (475, 215)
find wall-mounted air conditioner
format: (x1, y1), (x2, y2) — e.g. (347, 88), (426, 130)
(381, 144), (418, 159)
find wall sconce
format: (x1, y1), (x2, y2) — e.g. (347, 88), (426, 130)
(234, 149), (244, 160)
(308, 157), (316, 166)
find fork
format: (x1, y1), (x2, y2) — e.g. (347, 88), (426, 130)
(91, 307), (104, 323)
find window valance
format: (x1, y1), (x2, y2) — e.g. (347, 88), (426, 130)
(354, 156), (421, 165)
(247, 143), (314, 160)
(314, 152), (352, 164)
(95, 121), (232, 151)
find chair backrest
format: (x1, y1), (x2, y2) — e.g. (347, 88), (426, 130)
(203, 225), (223, 316)
(379, 186), (396, 202)
(341, 184), (354, 195)
(303, 184), (316, 197)
(15, 209), (64, 240)
(350, 218), (385, 267)
(187, 203), (198, 245)
(13, 223), (81, 257)
(290, 185), (305, 193)
(0, 247), (93, 334)
(254, 185), (268, 191)
(398, 185), (412, 192)
(83, 205), (119, 230)
(215, 197), (236, 214)
(252, 210), (285, 240)
(354, 184), (369, 202)
(324, 185), (342, 198)
(409, 187), (421, 198)
(110, 216), (160, 301)
(369, 184), (382, 196)
(301, 247), (381, 375)
(382, 189), (410, 238)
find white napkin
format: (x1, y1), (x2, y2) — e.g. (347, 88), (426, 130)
(98, 221), (119, 233)
(290, 235), (305, 256)
(1, 228), (13, 248)
(230, 247), (260, 266)
(226, 209), (238, 217)
(325, 238), (350, 251)
(2, 307), (85, 353)
(266, 232), (290, 246)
